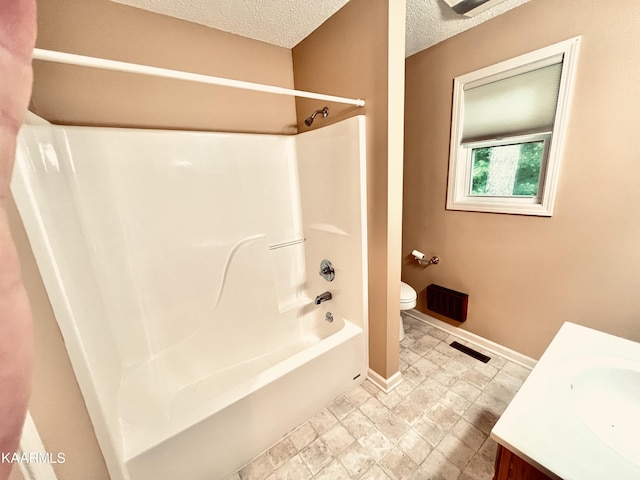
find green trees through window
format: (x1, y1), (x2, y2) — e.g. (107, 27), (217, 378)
(471, 141), (544, 197)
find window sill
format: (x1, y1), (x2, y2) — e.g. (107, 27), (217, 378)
(446, 199), (553, 216)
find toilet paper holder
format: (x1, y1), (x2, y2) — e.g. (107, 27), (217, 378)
(412, 249), (440, 266)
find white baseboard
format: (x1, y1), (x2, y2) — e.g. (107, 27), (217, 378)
(367, 369), (403, 393)
(404, 309), (537, 370)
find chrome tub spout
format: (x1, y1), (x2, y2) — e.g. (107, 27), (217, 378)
(315, 291), (332, 305)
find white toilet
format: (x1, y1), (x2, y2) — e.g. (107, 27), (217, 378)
(399, 281), (417, 341)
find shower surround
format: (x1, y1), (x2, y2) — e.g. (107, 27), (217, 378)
(13, 115), (369, 480)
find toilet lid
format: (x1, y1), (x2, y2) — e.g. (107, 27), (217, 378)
(400, 282), (417, 302)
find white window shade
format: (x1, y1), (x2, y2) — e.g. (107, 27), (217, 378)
(462, 61), (563, 142)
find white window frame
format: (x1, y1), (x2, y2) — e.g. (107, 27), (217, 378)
(446, 36), (581, 216)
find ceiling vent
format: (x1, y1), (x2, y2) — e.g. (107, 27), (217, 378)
(443, 0), (508, 17)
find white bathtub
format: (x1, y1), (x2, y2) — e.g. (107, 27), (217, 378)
(13, 114), (369, 479)
(125, 315), (364, 479)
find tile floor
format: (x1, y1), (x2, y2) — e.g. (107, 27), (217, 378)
(227, 315), (531, 480)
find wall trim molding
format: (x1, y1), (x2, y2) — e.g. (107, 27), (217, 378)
(367, 369), (403, 393)
(404, 310), (537, 369)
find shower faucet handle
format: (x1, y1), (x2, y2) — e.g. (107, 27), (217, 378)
(319, 259), (335, 282)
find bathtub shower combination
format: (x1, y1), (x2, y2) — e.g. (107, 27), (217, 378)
(13, 115), (369, 480)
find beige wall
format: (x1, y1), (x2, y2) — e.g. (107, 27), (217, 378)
(403, 0), (640, 359)
(292, 0), (405, 378)
(33, 0), (296, 133)
(14, 0), (299, 478)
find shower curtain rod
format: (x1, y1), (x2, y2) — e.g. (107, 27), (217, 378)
(32, 48), (366, 107)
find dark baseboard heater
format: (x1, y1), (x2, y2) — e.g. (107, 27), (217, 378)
(426, 284), (468, 323)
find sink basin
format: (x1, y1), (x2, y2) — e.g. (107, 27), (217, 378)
(555, 356), (640, 467)
(492, 323), (640, 480)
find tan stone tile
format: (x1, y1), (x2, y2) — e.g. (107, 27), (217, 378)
(376, 388), (404, 409)
(345, 384), (373, 406)
(314, 459), (351, 480)
(418, 377), (449, 398)
(477, 436), (498, 462)
(436, 434), (475, 470)
(450, 419), (487, 451)
(398, 429), (432, 465)
(399, 358), (409, 371)
(337, 441), (376, 477)
(329, 396), (356, 420)
(272, 454), (312, 480)
(413, 415), (446, 447)
(424, 349), (451, 366)
(309, 408), (338, 435)
(440, 390), (471, 416)
(321, 422), (355, 455)
(461, 452), (495, 480)
(414, 334), (442, 352)
(427, 327), (451, 342)
(444, 334), (459, 345)
(472, 392), (508, 418)
(430, 368), (460, 387)
(399, 347), (422, 366)
(299, 438), (333, 475)
(288, 422), (317, 451)
(380, 447), (419, 480)
(402, 364), (428, 385)
(410, 450), (461, 480)
(450, 379), (482, 404)
(401, 335), (418, 348)
(493, 369), (523, 392)
(441, 358), (471, 376)
(393, 395), (431, 425)
(481, 382), (518, 406)
(405, 323), (430, 340)
(239, 453), (274, 480)
(440, 346), (477, 367)
(362, 379), (382, 396)
(462, 370), (492, 390)
(461, 404), (499, 435)
(486, 354), (506, 370)
(472, 361), (498, 379)
(413, 357), (440, 376)
(402, 315), (426, 328)
(375, 411), (411, 442)
(359, 464), (393, 480)
(359, 396), (391, 423)
(501, 361), (531, 381)
(395, 378), (417, 397)
(357, 427), (394, 462)
(266, 438), (297, 470)
(427, 403), (461, 430)
(341, 408), (376, 440)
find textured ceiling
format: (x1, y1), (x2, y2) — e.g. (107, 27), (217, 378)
(405, 0), (530, 57)
(110, 0), (530, 57)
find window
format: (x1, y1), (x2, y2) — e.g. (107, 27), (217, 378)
(446, 37), (581, 216)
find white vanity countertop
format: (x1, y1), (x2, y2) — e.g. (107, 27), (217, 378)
(491, 321), (640, 480)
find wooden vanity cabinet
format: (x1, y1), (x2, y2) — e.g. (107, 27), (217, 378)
(493, 444), (554, 480)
